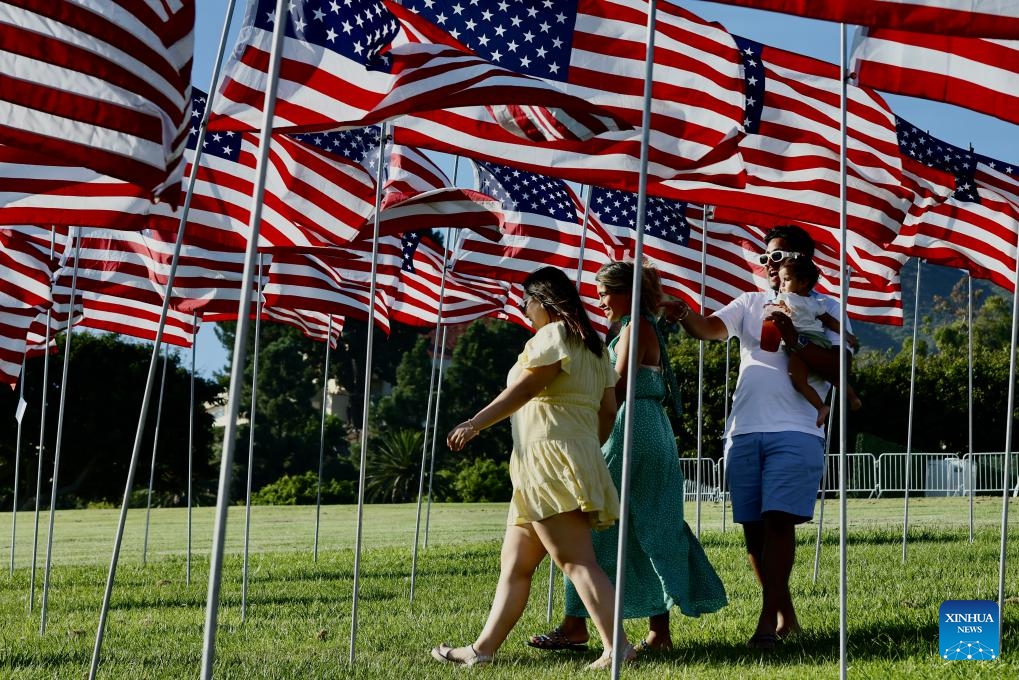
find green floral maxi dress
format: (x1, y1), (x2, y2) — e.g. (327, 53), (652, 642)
(564, 318), (728, 619)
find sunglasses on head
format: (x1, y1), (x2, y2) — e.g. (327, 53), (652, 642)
(757, 250), (802, 266)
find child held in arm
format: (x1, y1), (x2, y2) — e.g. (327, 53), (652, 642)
(775, 257), (862, 426)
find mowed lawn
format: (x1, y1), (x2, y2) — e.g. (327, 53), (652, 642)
(1, 497), (1016, 678)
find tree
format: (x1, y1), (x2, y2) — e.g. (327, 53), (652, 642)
(438, 319), (530, 461)
(0, 333), (219, 508)
(373, 334), (435, 431)
(214, 318), (428, 497)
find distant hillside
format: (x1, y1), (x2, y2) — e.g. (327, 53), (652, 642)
(853, 258), (1006, 353)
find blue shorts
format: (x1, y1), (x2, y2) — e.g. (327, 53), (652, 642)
(724, 432), (825, 524)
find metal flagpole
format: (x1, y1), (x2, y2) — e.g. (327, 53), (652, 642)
(837, 25), (849, 680)
(201, 1), (288, 675)
(313, 315), (333, 562)
(187, 313), (197, 585)
(242, 256), (266, 621)
(695, 208), (709, 538)
(996, 227), (1019, 649)
(968, 274), (975, 543)
(902, 260), (922, 562)
(721, 337), (731, 533)
(422, 162), (464, 549)
(422, 323), (449, 548)
(349, 121), (389, 665)
(813, 388), (836, 584)
(611, 2), (657, 676)
(10, 353), (27, 574)
(142, 346), (171, 566)
(29, 225), (56, 613)
(410, 240), (450, 603)
(90, 0), (242, 673)
(40, 226), (83, 634)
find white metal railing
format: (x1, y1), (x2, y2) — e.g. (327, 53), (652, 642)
(680, 458), (722, 501)
(674, 451), (1018, 500)
(820, 452), (879, 496)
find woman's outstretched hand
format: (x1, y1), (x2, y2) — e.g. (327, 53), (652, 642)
(447, 420), (479, 451)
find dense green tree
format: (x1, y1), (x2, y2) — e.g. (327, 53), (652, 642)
(215, 318), (427, 498)
(438, 319), (530, 459)
(373, 334), (434, 431)
(0, 333), (219, 509)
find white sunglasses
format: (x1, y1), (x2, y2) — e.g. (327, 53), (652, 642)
(757, 250), (802, 266)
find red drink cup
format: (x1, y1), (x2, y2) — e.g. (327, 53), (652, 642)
(760, 318), (782, 352)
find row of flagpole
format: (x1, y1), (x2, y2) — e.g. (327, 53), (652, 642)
(5, 4), (1017, 679)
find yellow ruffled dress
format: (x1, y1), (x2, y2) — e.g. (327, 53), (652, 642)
(506, 321), (620, 530)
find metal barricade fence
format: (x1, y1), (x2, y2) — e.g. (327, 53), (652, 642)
(680, 458), (722, 501)
(873, 452), (1006, 496)
(960, 452), (1019, 494)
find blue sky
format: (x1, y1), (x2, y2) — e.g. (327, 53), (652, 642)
(188, 0), (1019, 375)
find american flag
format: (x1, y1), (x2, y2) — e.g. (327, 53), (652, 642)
(587, 186), (692, 304)
(209, 0), (624, 137)
(974, 151), (1019, 211)
(452, 161), (587, 282)
(0, 144), (158, 229)
(54, 228), (256, 318)
(396, 0), (746, 193)
(449, 163), (620, 334)
(886, 124), (1019, 293)
(374, 140), (505, 241)
(693, 0), (1019, 39)
(391, 234), (506, 327)
(0, 0), (194, 204)
(852, 29), (1019, 128)
(0, 226), (62, 310)
(0, 293), (42, 388)
(261, 307), (344, 349)
(151, 91), (378, 251)
(261, 240), (402, 334)
(672, 35), (918, 258)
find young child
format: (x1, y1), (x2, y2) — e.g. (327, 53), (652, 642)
(775, 257), (862, 426)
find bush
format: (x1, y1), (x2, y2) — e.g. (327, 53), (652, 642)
(453, 458), (510, 502)
(251, 471), (356, 505)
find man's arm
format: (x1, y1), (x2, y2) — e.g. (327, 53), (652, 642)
(662, 299), (728, 341)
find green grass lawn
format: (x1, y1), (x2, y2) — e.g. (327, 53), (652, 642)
(1, 497), (1016, 678)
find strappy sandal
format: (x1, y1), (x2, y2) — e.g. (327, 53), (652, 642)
(527, 627), (589, 651)
(430, 643), (493, 667)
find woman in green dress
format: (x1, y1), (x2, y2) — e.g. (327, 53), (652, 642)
(530, 261), (727, 652)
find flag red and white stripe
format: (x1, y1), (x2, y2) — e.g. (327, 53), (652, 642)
(396, 0), (747, 192)
(851, 29), (1019, 127)
(695, 1), (1019, 39)
(209, 0), (625, 139)
(0, 0), (194, 203)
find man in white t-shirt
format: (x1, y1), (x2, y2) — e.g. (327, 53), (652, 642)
(671, 225), (845, 650)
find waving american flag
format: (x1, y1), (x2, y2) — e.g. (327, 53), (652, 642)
(693, 0), (1019, 39)
(397, 0), (746, 192)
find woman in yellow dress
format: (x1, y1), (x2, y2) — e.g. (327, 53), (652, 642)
(431, 266), (633, 669)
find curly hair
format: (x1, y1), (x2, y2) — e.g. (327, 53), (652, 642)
(522, 267), (604, 357)
(779, 256), (820, 290)
(594, 261), (663, 318)
(763, 224), (815, 258)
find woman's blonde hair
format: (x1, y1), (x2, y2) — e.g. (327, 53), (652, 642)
(595, 261), (663, 318)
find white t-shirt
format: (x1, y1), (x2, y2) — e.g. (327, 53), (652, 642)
(712, 291), (849, 438)
(777, 292), (827, 336)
